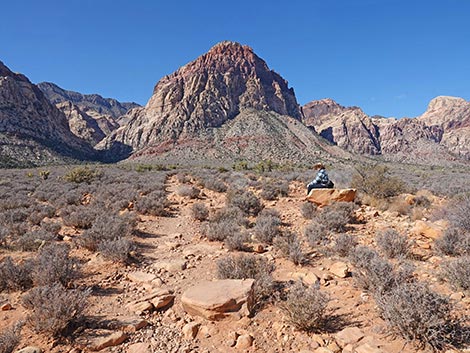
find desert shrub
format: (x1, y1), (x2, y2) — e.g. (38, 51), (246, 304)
(414, 195), (432, 208)
(448, 195), (470, 232)
(0, 208), (29, 224)
(176, 185), (200, 199)
(280, 281), (329, 332)
(376, 281), (468, 351)
(254, 212), (281, 245)
(441, 256), (470, 291)
(98, 238), (135, 263)
(217, 253), (275, 305)
(0, 322), (23, 353)
(376, 229), (411, 259)
(22, 283), (90, 337)
(300, 202), (316, 219)
(260, 180), (289, 200)
(304, 222), (329, 247)
(203, 219), (239, 242)
(434, 227), (470, 256)
(190, 203), (209, 221)
(210, 206), (248, 227)
(274, 231), (306, 265)
(224, 232), (250, 252)
(387, 198), (411, 215)
(63, 166), (102, 184)
(0, 257), (34, 292)
(226, 188), (263, 216)
(41, 221), (61, 235)
(349, 245), (379, 268)
(203, 177), (227, 193)
(62, 205), (98, 229)
(33, 244), (77, 287)
(351, 165), (407, 199)
(313, 202), (355, 232)
(333, 233), (358, 257)
(176, 173), (190, 184)
(134, 190), (169, 216)
(14, 229), (56, 252)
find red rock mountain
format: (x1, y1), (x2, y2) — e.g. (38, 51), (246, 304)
(0, 61), (97, 166)
(100, 41), (339, 163)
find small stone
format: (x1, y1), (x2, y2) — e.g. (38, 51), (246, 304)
(90, 331), (127, 351)
(16, 347), (43, 353)
(127, 271), (156, 283)
(252, 243), (265, 253)
(327, 340), (341, 353)
(329, 262), (349, 278)
(121, 318), (148, 332)
(450, 292), (464, 301)
(182, 322), (200, 340)
(355, 343), (384, 353)
(235, 334), (253, 349)
(1, 303), (12, 311)
(127, 301), (154, 314)
(335, 327), (364, 348)
(314, 348), (334, 353)
(127, 342), (151, 353)
(63, 235), (73, 242)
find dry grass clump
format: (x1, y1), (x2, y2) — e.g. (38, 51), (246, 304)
(375, 229), (411, 259)
(376, 281), (470, 351)
(0, 322), (23, 353)
(280, 281), (329, 332)
(190, 203), (209, 221)
(176, 185), (200, 199)
(332, 233), (358, 257)
(313, 202), (355, 232)
(0, 257), (34, 292)
(253, 210), (281, 245)
(22, 283), (90, 337)
(300, 202), (316, 220)
(440, 256), (470, 291)
(226, 188), (263, 216)
(217, 253), (275, 305)
(274, 230), (306, 265)
(33, 244), (77, 287)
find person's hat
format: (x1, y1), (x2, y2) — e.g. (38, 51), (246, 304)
(313, 162), (325, 169)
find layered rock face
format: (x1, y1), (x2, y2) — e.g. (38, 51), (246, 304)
(302, 97), (464, 163)
(101, 41), (331, 163)
(0, 61), (97, 166)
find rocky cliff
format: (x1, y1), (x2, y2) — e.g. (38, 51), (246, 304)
(100, 41), (333, 163)
(0, 61), (97, 166)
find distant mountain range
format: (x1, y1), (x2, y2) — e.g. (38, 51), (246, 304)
(1, 41), (469, 167)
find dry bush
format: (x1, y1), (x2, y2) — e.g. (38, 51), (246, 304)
(254, 212), (281, 245)
(210, 206), (248, 227)
(0, 322), (23, 353)
(203, 177), (227, 193)
(22, 284), (90, 337)
(33, 244), (77, 287)
(304, 222), (329, 247)
(190, 203), (209, 221)
(63, 166), (102, 184)
(414, 195), (432, 208)
(217, 253), (275, 304)
(332, 233), (358, 257)
(274, 231), (306, 265)
(176, 185), (200, 199)
(98, 238), (135, 263)
(224, 232), (250, 252)
(448, 195), (470, 232)
(0, 257), (34, 292)
(62, 205), (98, 229)
(14, 230), (56, 252)
(280, 281), (329, 332)
(28, 204), (56, 226)
(203, 219), (239, 242)
(300, 202), (316, 220)
(376, 229), (411, 259)
(0, 227), (7, 248)
(226, 188), (263, 216)
(351, 165), (407, 199)
(260, 180), (289, 200)
(434, 227), (470, 256)
(387, 198), (411, 215)
(313, 202), (355, 232)
(134, 190), (170, 216)
(441, 256), (470, 291)
(376, 281), (469, 351)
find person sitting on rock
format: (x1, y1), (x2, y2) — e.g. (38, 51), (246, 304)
(307, 163), (334, 194)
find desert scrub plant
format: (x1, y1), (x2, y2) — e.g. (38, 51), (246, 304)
(434, 227), (470, 256)
(176, 185), (200, 199)
(14, 229), (56, 252)
(202, 177), (227, 193)
(190, 203), (209, 221)
(274, 230), (306, 265)
(0, 257), (34, 292)
(448, 195), (470, 231)
(224, 231), (250, 252)
(304, 222), (330, 248)
(0, 321), (23, 353)
(376, 229), (411, 259)
(313, 202), (355, 232)
(440, 256), (470, 291)
(226, 188), (263, 216)
(259, 180), (289, 200)
(63, 166), (102, 184)
(135, 190), (170, 216)
(217, 253), (275, 305)
(203, 219), (240, 242)
(22, 283), (90, 337)
(280, 281), (329, 332)
(209, 206), (248, 227)
(33, 244), (77, 287)
(351, 164), (407, 199)
(332, 233), (358, 257)
(253, 211), (281, 244)
(98, 237), (136, 263)
(376, 281), (468, 351)
(300, 202), (316, 220)
(61, 205), (98, 229)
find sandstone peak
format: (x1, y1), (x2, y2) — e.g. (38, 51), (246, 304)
(426, 95), (467, 112)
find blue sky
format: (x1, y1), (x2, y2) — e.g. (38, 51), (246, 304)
(1, 0), (469, 117)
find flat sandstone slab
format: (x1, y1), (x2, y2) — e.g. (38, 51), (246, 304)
(307, 188), (356, 207)
(181, 279), (254, 320)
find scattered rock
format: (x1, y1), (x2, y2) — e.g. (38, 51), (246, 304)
(16, 347), (43, 353)
(127, 342), (151, 353)
(412, 220), (447, 240)
(150, 293), (175, 309)
(1, 303), (13, 311)
(235, 334), (253, 349)
(329, 262), (349, 278)
(314, 348), (334, 353)
(127, 301), (154, 315)
(289, 271), (320, 285)
(120, 318), (148, 332)
(355, 343), (384, 353)
(90, 331), (127, 351)
(181, 279), (254, 320)
(127, 271), (157, 283)
(307, 189), (356, 207)
(154, 260), (187, 272)
(182, 322), (200, 340)
(335, 327), (364, 347)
